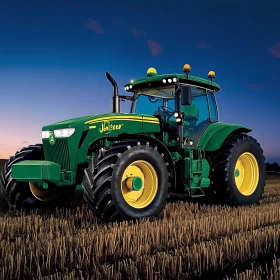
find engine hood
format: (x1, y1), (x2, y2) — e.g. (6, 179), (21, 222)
(42, 113), (158, 130)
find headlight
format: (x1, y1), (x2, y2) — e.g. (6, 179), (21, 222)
(54, 128), (75, 138)
(42, 131), (50, 139)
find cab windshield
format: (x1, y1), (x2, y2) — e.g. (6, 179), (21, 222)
(132, 85), (175, 116)
(131, 84), (218, 123)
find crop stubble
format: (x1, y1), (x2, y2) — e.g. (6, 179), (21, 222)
(0, 173), (279, 279)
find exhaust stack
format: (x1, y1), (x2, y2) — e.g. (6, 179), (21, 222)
(106, 72), (120, 113)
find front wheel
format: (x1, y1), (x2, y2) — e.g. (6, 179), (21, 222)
(82, 140), (169, 222)
(0, 144), (74, 210)
(207, 134), (266, 206)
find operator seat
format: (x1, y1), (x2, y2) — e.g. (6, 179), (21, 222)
(181, 104), (199, 128)
(164, 104), (199, 144)
(168, 104), (199, 127)
(180, 104), (199, 141)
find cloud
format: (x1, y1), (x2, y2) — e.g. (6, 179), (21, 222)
(147, 40), (163, 56)
(245, 82), (265, 90)
(197, 42), (213, 49)
(21, 141), (28, 144)
(83, 19), (104, 33)
(132, 28), (146, 37)
(270, 42), (280, 58)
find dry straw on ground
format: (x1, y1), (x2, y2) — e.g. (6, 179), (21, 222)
(0, 173), (279, 279)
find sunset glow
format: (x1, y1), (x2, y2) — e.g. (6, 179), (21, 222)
(0, 2), (280, 163)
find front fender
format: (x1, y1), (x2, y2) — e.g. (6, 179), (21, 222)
(118, 133), (177, 189)
(197, 122), (252, 151)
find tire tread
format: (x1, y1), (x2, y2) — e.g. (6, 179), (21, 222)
(82, 139), (170, 222)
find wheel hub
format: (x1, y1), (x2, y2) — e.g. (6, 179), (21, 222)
(235, 169), (240, 177)
(121, 160), (158, 208)
(126, 176), (143, 191)
(29, 182), (61, 202)
(234, 152), (259, 196)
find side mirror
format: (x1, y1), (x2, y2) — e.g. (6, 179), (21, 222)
(181, 86), (192, 106)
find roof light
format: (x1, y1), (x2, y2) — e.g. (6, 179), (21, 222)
(208, 71), (216, 79)
(183, 64), (191, 73)
(147, 67), (157, 77)
(130, 80), (134, 83)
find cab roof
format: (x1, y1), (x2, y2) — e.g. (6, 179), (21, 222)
(124, 69), (221, 93)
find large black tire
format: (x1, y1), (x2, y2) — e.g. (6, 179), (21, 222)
(207, 133), (266, 206)
(0, 144), (74, 210)
(82, 140), (169, 222)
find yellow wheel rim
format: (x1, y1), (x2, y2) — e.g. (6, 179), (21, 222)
(121, 160), (158, 208)
(29, 182), (61, 202)
(234, 152), (259, 196)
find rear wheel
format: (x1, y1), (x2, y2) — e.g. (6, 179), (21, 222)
(207, 133), (266, 205)
(82, 140), (169, 222)
(0, 144), (74, 210)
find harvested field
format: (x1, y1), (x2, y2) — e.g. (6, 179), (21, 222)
(0, 168), (279, 279)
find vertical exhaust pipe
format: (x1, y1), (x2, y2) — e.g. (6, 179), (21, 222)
(106, 72), (120, 113)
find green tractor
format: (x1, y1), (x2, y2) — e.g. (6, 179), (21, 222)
(0, 64), (266, 222)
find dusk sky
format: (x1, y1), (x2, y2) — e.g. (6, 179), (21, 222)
(0, 1), (280, 163)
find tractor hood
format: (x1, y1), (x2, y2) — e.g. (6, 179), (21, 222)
(42, 113), (159, 130)
(43, 115), (98, 130)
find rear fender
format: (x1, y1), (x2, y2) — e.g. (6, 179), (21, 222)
(197, 122), (252, 151)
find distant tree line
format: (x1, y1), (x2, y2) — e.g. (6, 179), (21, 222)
(266, 162), (280, 172)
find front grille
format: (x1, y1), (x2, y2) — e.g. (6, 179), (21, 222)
(43, 139), (70, 170)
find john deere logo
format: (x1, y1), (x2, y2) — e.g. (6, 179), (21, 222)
(49, 131), (56, 145)
(99, 121), (123, 134)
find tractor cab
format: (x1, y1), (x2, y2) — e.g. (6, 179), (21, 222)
(124, 65), (221, 147)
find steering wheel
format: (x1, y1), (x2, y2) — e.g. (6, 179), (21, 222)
(158, 106), (175, 120)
